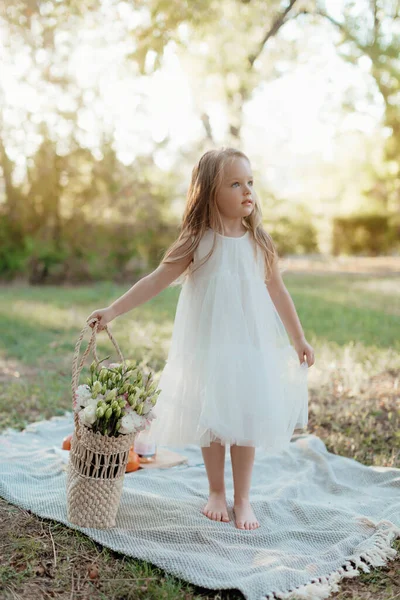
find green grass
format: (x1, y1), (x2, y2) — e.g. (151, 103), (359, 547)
(285, 273), (400, 348)
(0, 273), (399, 432)
(0, 271), (399, 599)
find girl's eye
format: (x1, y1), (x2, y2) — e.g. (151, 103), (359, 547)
(232, 181), (253, 187)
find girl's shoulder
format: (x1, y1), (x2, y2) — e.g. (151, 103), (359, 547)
(192, 228), (214, 264)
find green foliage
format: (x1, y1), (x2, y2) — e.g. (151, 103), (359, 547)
(0, 217), (30, 279)
(0, 123), (179, 282)
(25, 236), (69, 284)
(127, 0), (219, 74)
(0, 0), (101, 27)
(389, 211), (400, 239)
(0, 214), (321, 282)
(316, 1), (400, 213)
(0, 220), (180, 284)
(332, 213), (399, 256)
(269, 216), (319, 256)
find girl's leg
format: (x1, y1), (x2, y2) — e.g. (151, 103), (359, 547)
(201, 440), (230, 522)
(230, 444), (260, 530)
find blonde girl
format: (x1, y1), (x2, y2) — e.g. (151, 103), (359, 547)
(87, 147), (315, 531)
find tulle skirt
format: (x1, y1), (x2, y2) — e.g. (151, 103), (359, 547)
(149, 272), (309, 453)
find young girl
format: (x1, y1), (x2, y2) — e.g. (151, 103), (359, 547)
(87, 147), (315, 531)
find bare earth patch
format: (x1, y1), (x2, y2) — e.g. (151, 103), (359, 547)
(309, 369), (400, 468)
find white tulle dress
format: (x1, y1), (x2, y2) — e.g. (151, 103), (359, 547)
(149, 227), (308, 453)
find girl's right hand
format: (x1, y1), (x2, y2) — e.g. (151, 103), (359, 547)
(86, 307), (115, 332)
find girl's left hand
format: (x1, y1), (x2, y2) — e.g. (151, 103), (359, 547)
(293, 336), (315, 367)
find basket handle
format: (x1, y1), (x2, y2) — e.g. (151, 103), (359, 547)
(71, 318), (125, 409)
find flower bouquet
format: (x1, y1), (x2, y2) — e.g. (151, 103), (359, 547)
(66, 318), (160, 529)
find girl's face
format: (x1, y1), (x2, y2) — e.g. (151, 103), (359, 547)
(216, 157), (254, 219)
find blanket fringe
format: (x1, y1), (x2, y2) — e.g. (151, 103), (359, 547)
(265, 519), (400, 600)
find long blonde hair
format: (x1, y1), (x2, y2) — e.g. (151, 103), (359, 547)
(161, 147), (278, 286)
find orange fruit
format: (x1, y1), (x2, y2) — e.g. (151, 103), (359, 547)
(62, 433), (73, 451)
(126, 446), (140, 472)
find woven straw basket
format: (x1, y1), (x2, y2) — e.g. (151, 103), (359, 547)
(66, 319), (137, 529)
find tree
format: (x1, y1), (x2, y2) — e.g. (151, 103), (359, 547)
(309, 0), (400, 211)
(127, 0), (314, 144)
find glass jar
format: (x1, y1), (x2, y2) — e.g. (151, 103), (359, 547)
(134, 428), (157, 463)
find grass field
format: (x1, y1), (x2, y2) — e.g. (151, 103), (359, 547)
(1, 267), (399, 599)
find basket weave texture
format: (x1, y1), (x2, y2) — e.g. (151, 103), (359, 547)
(66, 319), (137, 529)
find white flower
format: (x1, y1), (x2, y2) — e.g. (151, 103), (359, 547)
(76, 384), (91, 398)
(75, 384), (93, 410)
(119, 411), (146, 434)
(109, 362), (121, 369)
(146, 410), (156, 422)
(141, 399), (154, 415)
(79, 404), (97, 426)
(86, 398), (99, 410)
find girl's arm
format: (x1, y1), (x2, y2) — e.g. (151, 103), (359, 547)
(87, 240), (194, 329)
(265, 259), (315, 366)
(109, 251), (193, 319)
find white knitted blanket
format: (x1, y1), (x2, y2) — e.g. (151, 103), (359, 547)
(0, 412), (399, 600)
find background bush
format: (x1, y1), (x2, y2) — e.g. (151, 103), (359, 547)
(332, 213), (400, 256)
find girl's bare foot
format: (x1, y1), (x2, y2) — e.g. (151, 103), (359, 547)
(233, 499), (260, 530)
(201, 491), (230, 522)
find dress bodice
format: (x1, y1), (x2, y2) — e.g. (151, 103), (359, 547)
(191, 228), (265, 282)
